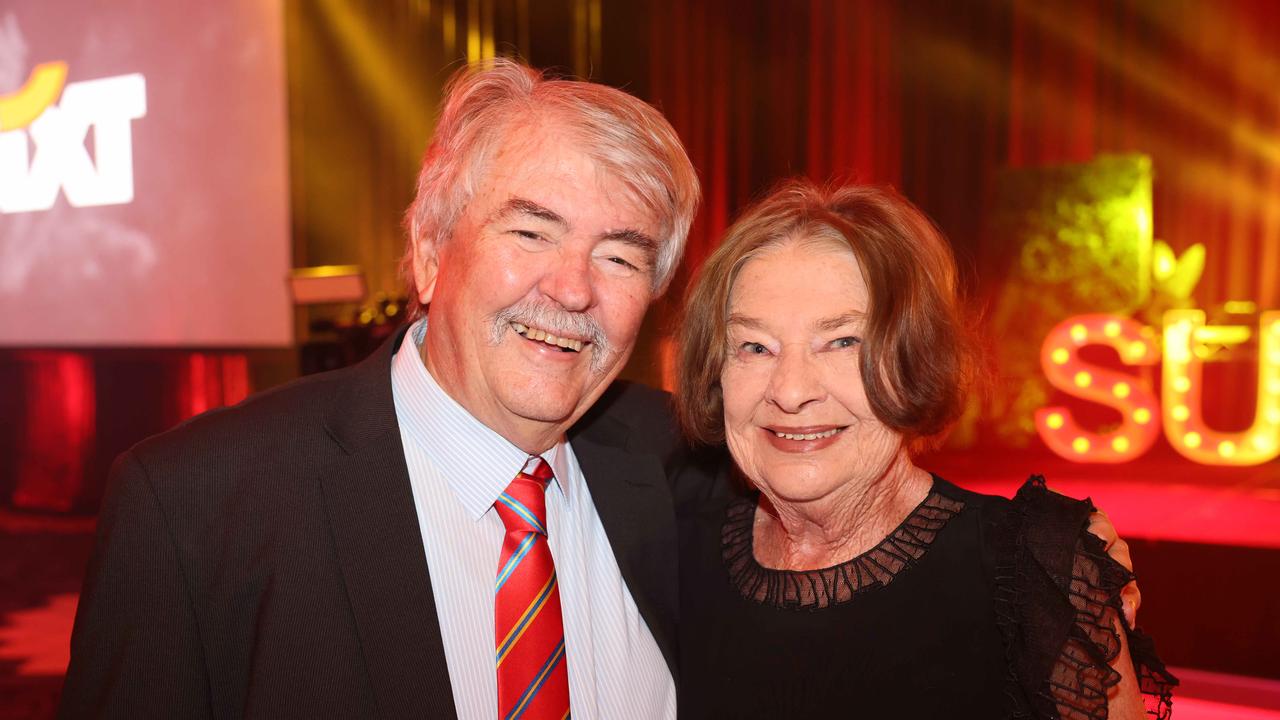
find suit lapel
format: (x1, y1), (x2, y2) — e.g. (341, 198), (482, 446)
(318, 327), (458, 719)
(570, 415), (680, 679)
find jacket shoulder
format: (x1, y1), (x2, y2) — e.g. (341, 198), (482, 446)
(118, 356), (388, 518)
(572, 380), (679, 460)
(131, 365), (349, 466)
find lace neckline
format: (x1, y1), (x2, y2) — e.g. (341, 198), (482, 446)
(721, 479), (965, 610)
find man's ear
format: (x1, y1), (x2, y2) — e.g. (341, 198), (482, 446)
(411, 236), (441, 304)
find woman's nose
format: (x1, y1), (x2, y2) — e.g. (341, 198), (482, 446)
(766, 348), (825, 413)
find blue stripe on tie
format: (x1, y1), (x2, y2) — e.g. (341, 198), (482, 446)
(496, 573), (557, 664)
(496, 533), (538, 591)
(498, 493), (546, 534)
(505, 638), (566, 720)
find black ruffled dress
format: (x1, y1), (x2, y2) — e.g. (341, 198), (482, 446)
(674, 462), (1176, 720)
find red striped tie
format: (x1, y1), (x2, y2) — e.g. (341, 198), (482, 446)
(494, 456), (571, 720)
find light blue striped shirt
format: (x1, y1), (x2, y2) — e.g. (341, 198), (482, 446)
(391, 320), (677, 720)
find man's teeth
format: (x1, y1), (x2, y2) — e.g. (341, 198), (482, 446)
(510, 322), (584, 352)
(773, 428), (842, 441)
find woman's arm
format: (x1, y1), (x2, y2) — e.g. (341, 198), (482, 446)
(1104, 616), (1148, 720)
(1087, 509), (1141, 627)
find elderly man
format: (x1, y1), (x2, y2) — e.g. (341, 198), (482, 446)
(60, 59), (697, 719)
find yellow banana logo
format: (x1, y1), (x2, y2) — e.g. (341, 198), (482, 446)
(0, 61), (68, 132)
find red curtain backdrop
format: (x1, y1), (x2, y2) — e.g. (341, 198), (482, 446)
(806, 0), (900, 187)
(640, 0), (1280, 384)
(10, 354), (94, 513)
(6, 351), (252, 513)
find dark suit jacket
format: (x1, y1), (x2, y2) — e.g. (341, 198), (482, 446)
(59, 326), (680, 720)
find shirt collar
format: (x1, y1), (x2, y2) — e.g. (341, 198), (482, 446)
(391, 319), (572, 520)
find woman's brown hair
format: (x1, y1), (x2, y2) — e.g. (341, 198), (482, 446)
(675, 179), (977, 453)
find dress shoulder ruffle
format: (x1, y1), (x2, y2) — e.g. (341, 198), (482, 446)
(989, 476), (1177, 719)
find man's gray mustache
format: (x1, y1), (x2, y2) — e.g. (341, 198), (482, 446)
(491, 303), (612, 370)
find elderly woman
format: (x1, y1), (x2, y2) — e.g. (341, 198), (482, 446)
(673, 180), (1175, 719)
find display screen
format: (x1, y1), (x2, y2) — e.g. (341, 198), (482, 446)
(0, 0), (290, 346)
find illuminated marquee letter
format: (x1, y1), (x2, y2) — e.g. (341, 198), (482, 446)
(1162, 309), (1280, 466)
(1036, 314), (1161, 462)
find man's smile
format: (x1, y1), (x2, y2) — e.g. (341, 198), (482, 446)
(510, 321), (586, 352)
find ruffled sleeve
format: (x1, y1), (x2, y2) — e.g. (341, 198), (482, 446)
(989, 476), (1178, 719)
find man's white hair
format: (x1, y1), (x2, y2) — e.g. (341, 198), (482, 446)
(401, 59), (700, 318)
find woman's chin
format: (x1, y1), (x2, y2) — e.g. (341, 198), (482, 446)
(756, 476), (845, 507)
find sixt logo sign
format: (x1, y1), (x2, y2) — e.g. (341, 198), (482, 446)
(0, 62), (146, 214)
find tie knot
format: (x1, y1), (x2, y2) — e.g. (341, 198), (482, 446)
(522, 456), (554, 485)
(495, 456), (553, 535)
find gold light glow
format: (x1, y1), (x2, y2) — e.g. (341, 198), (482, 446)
(1046, 413), (1065, 429)
(1051, 348), (1070, 364)
(1113, 382), (1131, 398)
(1134, 407), (1152, 424)
(1072, 437), (1090, 454)
(1194, 325), (1252, 344)
(1074, 371), (1092, 387)
(1185, 432), (1201, 448)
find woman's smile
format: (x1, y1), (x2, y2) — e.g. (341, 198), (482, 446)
(761, 424), (848, 452)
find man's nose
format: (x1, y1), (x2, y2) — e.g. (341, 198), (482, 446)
(767, 347), (825, 413)
(539, 247), (594, 312)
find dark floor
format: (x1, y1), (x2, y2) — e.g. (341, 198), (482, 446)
(0, 513), (94, 720)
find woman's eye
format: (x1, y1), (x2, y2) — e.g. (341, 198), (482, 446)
(831, 336), (861, 349)
(739, 342), (768, 355)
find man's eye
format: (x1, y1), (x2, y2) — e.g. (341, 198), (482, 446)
(831, 336), (861, 349)
(513, 229), (541, 240)
(608, 256), (639, 271)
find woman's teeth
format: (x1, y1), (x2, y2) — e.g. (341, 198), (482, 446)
(773, 428), (842, 441)
(511, 322), (584, 352)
